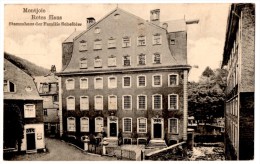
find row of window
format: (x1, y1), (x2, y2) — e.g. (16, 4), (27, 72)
(66, 94), (179, 110)
(67, 117), (179, 134)
(79, 34), (170, 52)
(79, 53), (162, 69)
(226, 97), (238, 116)
(66, 74), (179, 90)
(226, 118), (238, 151)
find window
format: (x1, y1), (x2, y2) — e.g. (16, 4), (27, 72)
(152, 94), (162, 110)
(137, 75), (146, 87)
(42, 83), (49, 93)
(94, 56), (102, 68)
(94, 27), (101, 34)
(79, 40), (87, 51)
(94, 39), (102, 50)
(153, 53), (161, 64)
(95, 117), (103, 132)
(170, 39), (176, 45)
(137, 95), (147, 110)
(108, 95), (117, 110)
(122, 37), (131, 48)
(168, 94), (178, 110)
(137, 117), (147, 133)
(24, 104), (35, 118)
(67, 117), (76, 132)
(138, 54), (146, 65)
(95, 95), (103, 110)
(43, 109), (47, 116)
(168, 118), (178, 134)
(4, 80), (15, 92)
(168, 74), (178, 86)
(153, 75), (162, 87)
(80, 117), (89, 132)
(94, 77), (103, 89)
(123, 55), (131, 66)
(66, 78), (74, 90)
(123, 95), (132, 110)
(153, 34), (162, 45)
(108, 76), (117, 88)
(123, 118), (132, 132)
(80, 78), (88, 89)
(108, 56), (116, 67)
(137, 36), (146, 46)
(123, 76), (131, 88)
(67, 96), (75, 110)
(108, 38), (116, 48)
(79, 58), (88, 69)
(80, 96), (89, 110)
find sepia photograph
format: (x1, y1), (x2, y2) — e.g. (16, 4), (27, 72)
(1, 1), (258, 162)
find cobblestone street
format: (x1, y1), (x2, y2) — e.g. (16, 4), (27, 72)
(10, 138), (117, 161)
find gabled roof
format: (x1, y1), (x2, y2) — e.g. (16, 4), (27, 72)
(4, 58), (42, 100)
(63, 31), (83, 43)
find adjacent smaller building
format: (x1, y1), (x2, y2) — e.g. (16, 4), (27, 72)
(34, 65), (60, 137)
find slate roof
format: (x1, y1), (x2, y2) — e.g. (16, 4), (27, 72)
(4, 58), (42, 100)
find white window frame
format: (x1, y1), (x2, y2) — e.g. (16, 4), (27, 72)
(67, 117), (76, 132)
(94, 58), (102, 68)
(122, 95), (132, 110)
(122, 55), (131, 66)
(108, 76), (117, 89)
(94, 39), (102, 50)
(168, 74), (179, 86)
(137, 75), (146, 87)
(95, 117), (104, 132)
(94, 77), (103, 89)
(24, 104), (36, 118)
(153, 34), (162, 45)
(153, 53), (161, 64)
(122, 76), (131, 88)
(108, 56), (117, 67)
(168, 118), (178, 134)
(137, 35), (146, 46)
(137, 53), (146, 65)
(152, 74), (162, 87)
(168, 94), (179, 110)
(4, 80), (16, 93)
(80, 117), (89, 132)
(79, 40), (88, 52)
(95, 95), (103, 110)
(80, 96), (89, 110)
(122, 36), (131, 48)
(94, 27), (101, 34)
(80, 77), (88, 89)
(67, 96), (75, 110)
(108, 38), (116, 49)
(152, 94), (162, 110)
(137, 117), (147, 133)
(108, 95), (117, 110)
(137, 94), (147, 110)
(65, 78), (75, 90)
(123, 117), (132, 133)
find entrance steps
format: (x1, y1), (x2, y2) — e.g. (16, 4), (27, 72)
(146, 139), (167, 149)
(26, 149), (37, 154)
(104, 137), (118, 147)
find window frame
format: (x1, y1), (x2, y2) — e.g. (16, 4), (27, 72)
(122, 95), (132, 110)
(108, 76), (117, 89)
(137, 35), (146, 46)
(152, 74), (162, 87)
(66, 96), (75, 110)
(168, 94), (179, 110)
(80, 117), (89, 132)
(94, 27), (101, 34)
(153, 34), (162, 45)
(94, 39), (102, 50)
(137, 53), (146, 65)
(153, 53), (161, 64)
(4, 80), (16, 93)
(137, 117), (147, 133)
(94, 57), (102, 68)
(94, 77), (103, 89)
(122, 76), (131, 88)
(95, 117), (104, 132)
(137, 75), (146, 87)
(24, 104), (36, 118)
(80, 77), (88, 89)
(67, 117), (76, 132)
(108, 56), (117, 67)
(79, 40), (88, 52)
(80, 96), (89, 111)
(137, 94), (147, 110)
(108, 95), (117, 110)
(108, 38), (116, 49)
(122, 55), (131, 66)
(168, 74), (179, 86)
(122, 36), (131, 48)
(168, 118), (178, 134)
(65, 78), (75, 90)
(94, 95), (103, 110)
(123, 117), (132, 133)
(152, 94), (162, 110)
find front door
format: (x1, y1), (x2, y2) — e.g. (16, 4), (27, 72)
(110, 123), (117, 137)
(154, 124), (162, 138)
(50, 125), (56, 135)
(26, 129), (36, 150)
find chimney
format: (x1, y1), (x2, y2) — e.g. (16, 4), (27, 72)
(86, 17), (96, 29)
(50, 65), (56, 73)
(150, 9), (160, 25)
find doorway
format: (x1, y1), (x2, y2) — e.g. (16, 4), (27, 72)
(110, 123), (117, 137)
(108, 117), (118, 137)
(26, 128), (36, 150)
(153, 124), (162, 138)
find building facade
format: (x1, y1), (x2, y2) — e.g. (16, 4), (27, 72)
(4, 58), (45, 153)
(222, 3), (254, 160)
(34, 66), (60, 137)
(58, 8), (191, 147)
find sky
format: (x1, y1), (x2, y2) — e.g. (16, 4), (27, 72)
(4, 3), (230, 82)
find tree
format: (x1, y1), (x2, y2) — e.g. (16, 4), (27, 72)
(4, 103), (24, 152)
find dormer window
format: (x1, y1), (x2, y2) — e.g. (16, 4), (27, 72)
(80, 58), (88, 69)
(153, 34), (162, 45)
(122, 36), (131, 48)
(94, 39), (102, 50)
(94, 27), (101, 34)
(138, 53), (146, 65)
(108, 38), (116, 49)
(123, 55), (131, 66)
(108, 55), (116, 67)
(79, 40), (87, 51)
(4, 80), (15, 93)
(137, 36), (146, 46)
(94, 56), (102, 68)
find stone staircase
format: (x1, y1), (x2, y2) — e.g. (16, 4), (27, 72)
(146, 139), (167, 149)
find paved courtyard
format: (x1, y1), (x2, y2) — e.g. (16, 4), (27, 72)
(10, 138), (117, 161)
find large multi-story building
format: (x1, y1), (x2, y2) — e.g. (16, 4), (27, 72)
(222, 3), (254, 160)
(34, 66), (60, 137)
(4, 57), (45, 153)
(57, 7), (193, 147)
